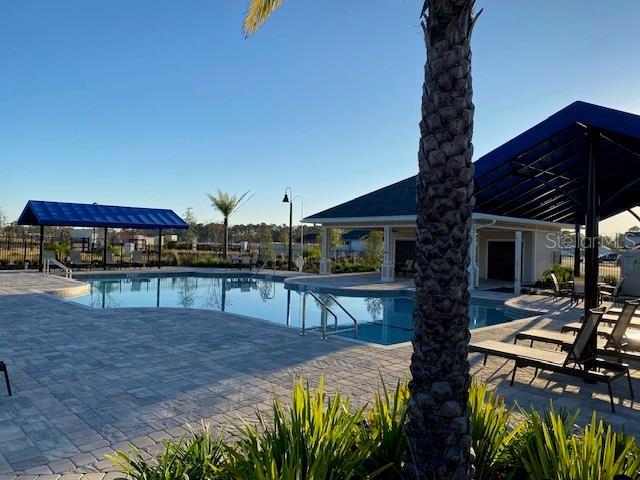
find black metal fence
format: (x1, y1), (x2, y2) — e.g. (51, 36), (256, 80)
(558, 254), (620, 282)
(0, 233), (51, 269)
(0, 232), (248, 270)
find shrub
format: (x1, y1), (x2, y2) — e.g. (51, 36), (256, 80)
(191, 258), (236, 268)
(303, 245), (321, 260)
(332, 260), (379, 274)
(516, 407), (640, 480)
(110, 380), (640, 480)
(361, 379), (409, 478)
(541, 263), (574, 284)
(469, 379), (523, 480)
(107, 422), (227, 480)
(227, 378), (381, 479)
(49, 241), (70, 260)
(602, 275), (618, 286)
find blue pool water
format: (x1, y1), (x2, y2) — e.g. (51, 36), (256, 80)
(69, 274), (530, 345)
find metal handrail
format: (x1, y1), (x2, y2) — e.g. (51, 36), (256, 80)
(301, 291), (338, 339)
(326, 294), (358, 337)
(44, 258), (73, 279)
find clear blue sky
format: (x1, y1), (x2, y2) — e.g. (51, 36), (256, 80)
(2, 0), (639, 233)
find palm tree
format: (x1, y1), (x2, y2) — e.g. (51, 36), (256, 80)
(207, 190), (251, 259)
(243, 1), (480, 478)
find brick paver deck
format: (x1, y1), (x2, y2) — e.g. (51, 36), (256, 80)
(0, 276), (638, 480)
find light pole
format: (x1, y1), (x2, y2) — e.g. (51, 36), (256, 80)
(282, 187), (293, 271)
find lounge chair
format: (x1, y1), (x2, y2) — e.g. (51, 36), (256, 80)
(540, 272), (572, 300)
(600, 277), (624, 304)
(105, 251), (119, 269)
(69, 250), (88, 270)
(470, 309), (633, 412)
(132, 250), (147, 268)
(570, 278), (585, 305)
(516, 301), (640, 362)
(561, 304), (640, 334)
(0, 361), (10, 396)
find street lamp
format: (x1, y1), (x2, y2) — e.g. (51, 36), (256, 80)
(282, 187), (293, 271)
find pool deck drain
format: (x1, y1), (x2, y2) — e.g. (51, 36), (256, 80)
(0, 270), (639, 479)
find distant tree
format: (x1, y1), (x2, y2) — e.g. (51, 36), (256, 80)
(0, 207), (6, 230)
(206, 190), (252, 258)
(258, 225), (274, 263)
(318, 228), (342, 259)
(330, 229), (342, 253)
(182, 207), (198, 248)
(363, 231), (384, 265)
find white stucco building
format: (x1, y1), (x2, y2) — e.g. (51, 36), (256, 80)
(303, 175), (570, 292)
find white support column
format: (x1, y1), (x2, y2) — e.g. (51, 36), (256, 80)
(319, 227), (331, 275)
(469, 224), (478, 290)
(514, 230), (522, 294)
(381, 227), (395, 282)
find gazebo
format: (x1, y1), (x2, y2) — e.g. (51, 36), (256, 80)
(474, 101), (640, 359)
(16, 200), (188, 271)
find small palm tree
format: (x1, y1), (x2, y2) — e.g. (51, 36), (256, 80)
(207, 190), (251, 259)
(242, 1), (479, 478)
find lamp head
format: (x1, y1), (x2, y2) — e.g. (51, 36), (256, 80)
(282, 193), (290, 203)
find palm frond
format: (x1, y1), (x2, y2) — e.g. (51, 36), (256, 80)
(206, 190), (253, 219)
(243, 0), (283, 37)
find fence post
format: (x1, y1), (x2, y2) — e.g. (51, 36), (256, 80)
(573, 224), (581, 278)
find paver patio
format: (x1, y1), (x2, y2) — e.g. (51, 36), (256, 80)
(0, 274), (639, 480)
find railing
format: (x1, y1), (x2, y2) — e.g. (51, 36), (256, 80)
(300, 291), (358, 340)
(44, 258), (73, 279)
(326, 294), (358, 337)
(301, 291), (337, 339)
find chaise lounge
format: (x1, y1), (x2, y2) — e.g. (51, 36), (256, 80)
(515, 301), (640, 362)
(470, 309), (634, 412)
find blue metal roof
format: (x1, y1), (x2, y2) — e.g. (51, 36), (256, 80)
(307, 101), (640, 225)
(17, 201), (188, 229)
(474, 101), (640, 224)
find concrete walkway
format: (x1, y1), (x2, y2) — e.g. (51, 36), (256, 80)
(0, 273), (638, 479)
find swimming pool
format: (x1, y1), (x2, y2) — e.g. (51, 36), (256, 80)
(69, 274), (532, 345)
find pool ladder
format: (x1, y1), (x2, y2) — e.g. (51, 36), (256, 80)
(301, 291), (358, 340)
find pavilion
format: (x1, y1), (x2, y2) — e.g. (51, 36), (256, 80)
(16, 200), (188, 271)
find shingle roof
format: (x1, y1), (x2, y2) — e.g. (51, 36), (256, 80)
(17, 201), (188, 229)
(305, 176), (417, 220)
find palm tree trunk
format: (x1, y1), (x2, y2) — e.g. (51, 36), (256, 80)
(404, 1), (479, 479)
(223, 216), (229, 260)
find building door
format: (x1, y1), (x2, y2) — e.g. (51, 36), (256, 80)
(487, 241), (515, 281)
(395, 240), (416, 271)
